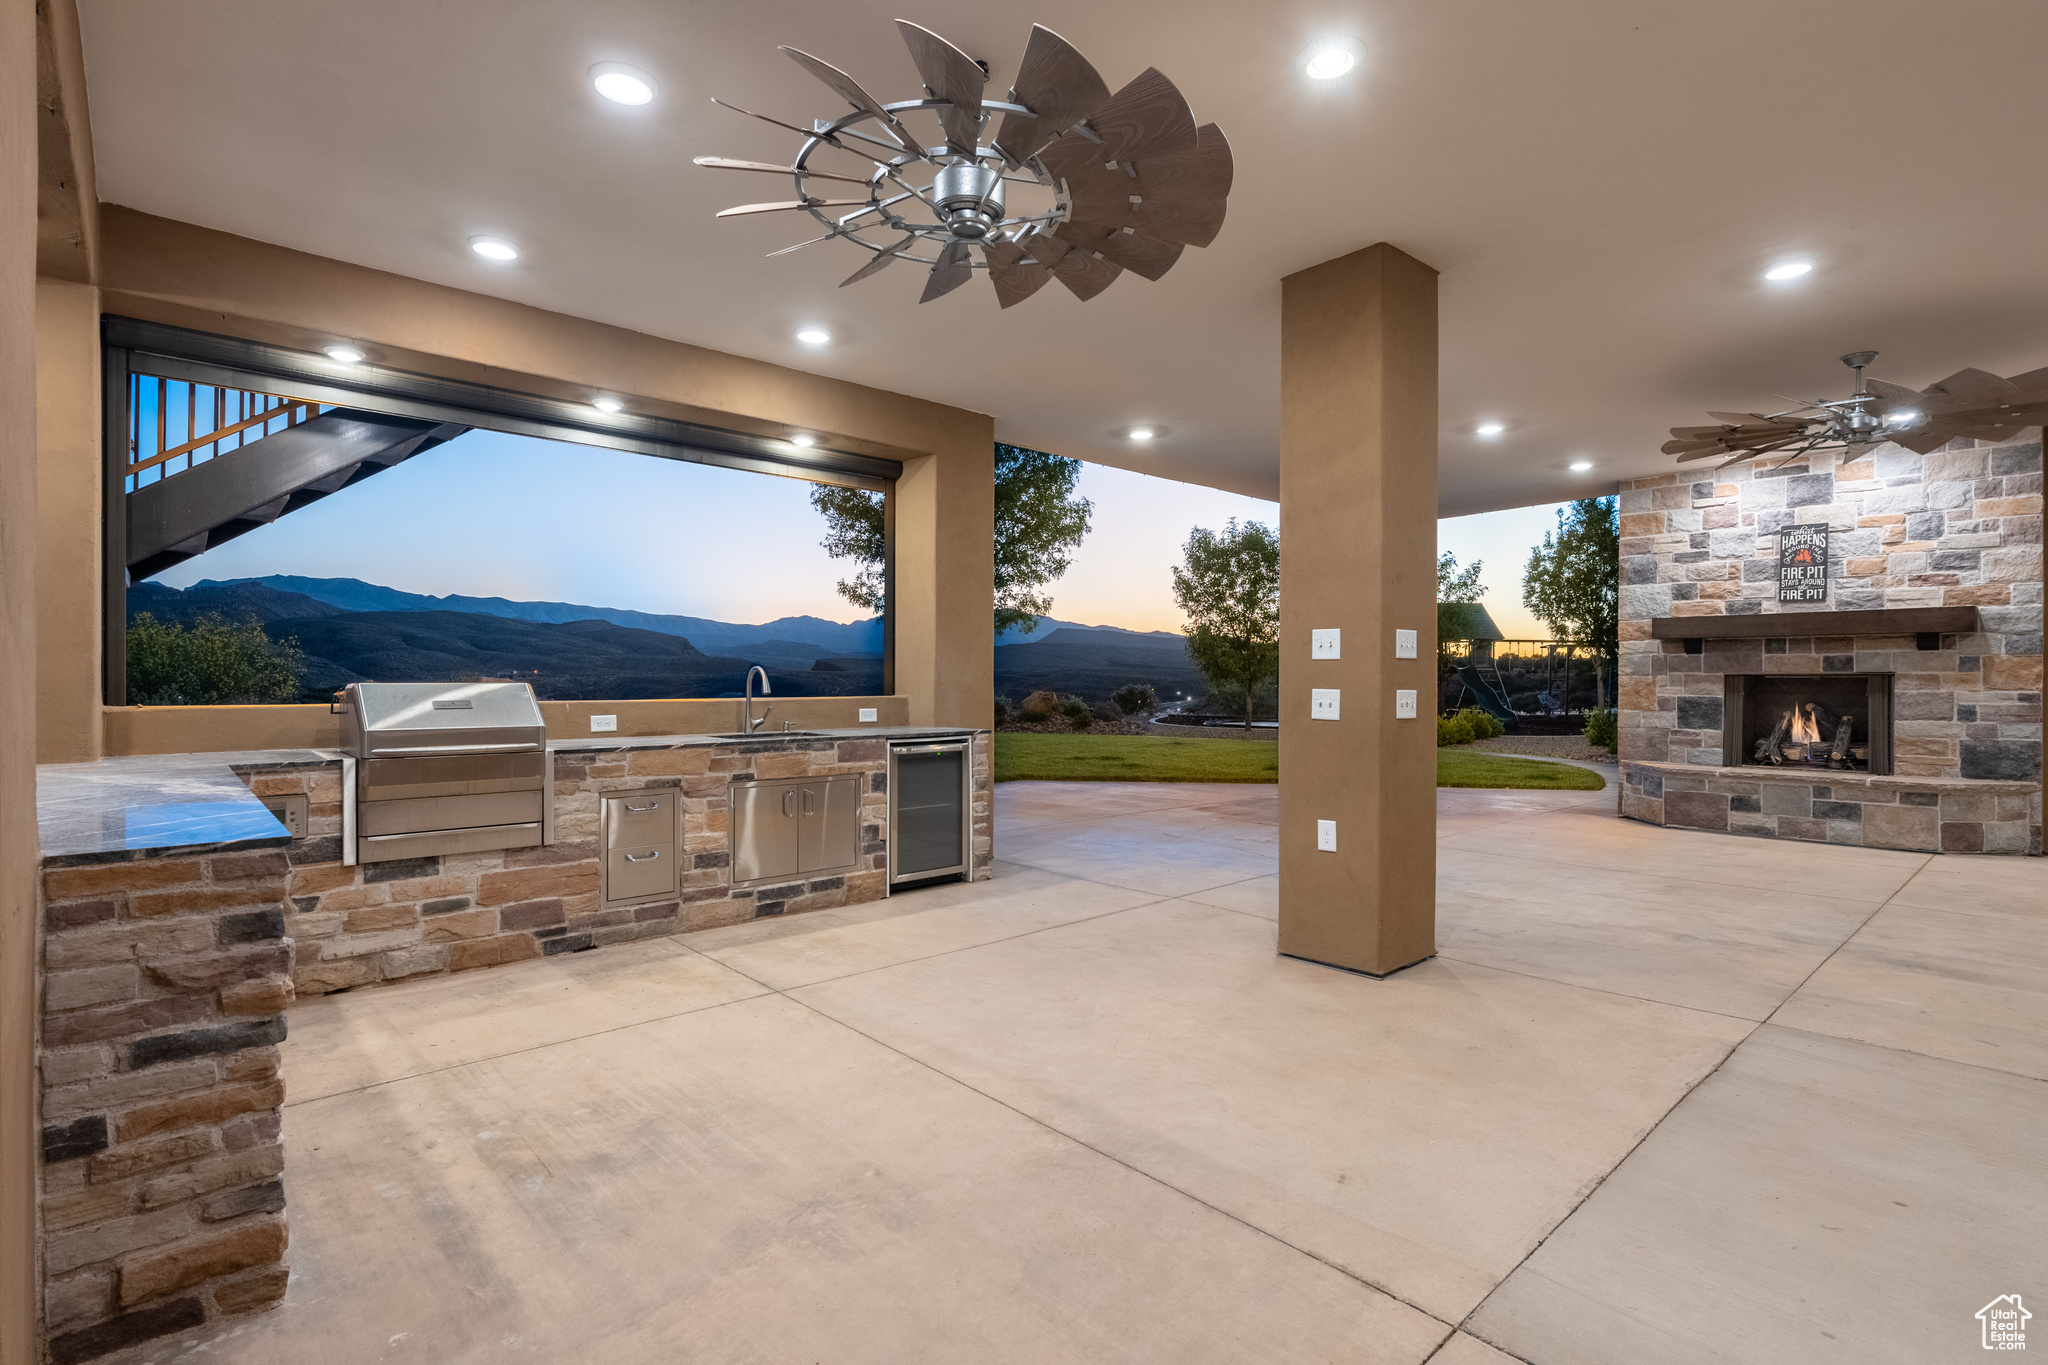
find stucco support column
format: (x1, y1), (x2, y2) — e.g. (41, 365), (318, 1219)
(2, 0), (42, 1355)
(891, 428), (995, 728)
(1277, 243), (1439, 976)
(36, 279), (101, 762)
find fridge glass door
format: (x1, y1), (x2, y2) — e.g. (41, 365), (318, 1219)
(894, 747), (965, 878)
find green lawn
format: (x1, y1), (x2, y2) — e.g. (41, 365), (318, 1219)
(992, 733), (1605, 790)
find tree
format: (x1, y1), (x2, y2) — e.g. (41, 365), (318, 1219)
(127, 612), (306, 705)
(809, 442), (1093, 632)
(1171, 519), (1280, 729)
(1522, 497), (1620, 706)
(1436, 552), (1490, 652)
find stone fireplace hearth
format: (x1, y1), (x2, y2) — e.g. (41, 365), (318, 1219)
(1617, 431), (2042, 856)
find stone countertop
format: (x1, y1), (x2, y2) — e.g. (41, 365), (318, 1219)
(33, 750), (328, 860)
(549, 726), (984, 753)
(35, 731), (988, 859)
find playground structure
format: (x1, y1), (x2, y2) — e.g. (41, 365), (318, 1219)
(1438, 604), (1612, 730)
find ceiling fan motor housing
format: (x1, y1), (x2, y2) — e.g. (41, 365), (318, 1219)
(933, 163), (1006, 240)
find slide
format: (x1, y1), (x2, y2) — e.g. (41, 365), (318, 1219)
(1455, 665), (1516, 729)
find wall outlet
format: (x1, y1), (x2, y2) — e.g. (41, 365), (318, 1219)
(1394, 629), (1417, 659)
(1394, 690), (1417, 719)
(590, 714), (617, 732)
(1311, 688), (1341, 721)
(260, 793), (308, 840)
(1317, 819), (1337, 852)
(858, 708), (878, 723)
(1311, 628), (1341, 660)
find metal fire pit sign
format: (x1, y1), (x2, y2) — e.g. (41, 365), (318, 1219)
(1778, 526), (1830, 602)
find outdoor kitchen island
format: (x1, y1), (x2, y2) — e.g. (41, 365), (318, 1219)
(31, 726), (989, 1357)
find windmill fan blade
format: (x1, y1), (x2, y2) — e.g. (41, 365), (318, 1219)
(780, 46), (922, 154)
(840, 235), (918, 286)
(1706, 411), (1774, 424)
(1050, 245), (1122, 302)
(985, 237), (1054, 309)
(694, 156), (873, 187)
(715, 199), (869, 218)
(767, 233), (839, 257)
(2005, 366), (2048, 401)
(1861, 380), (1923, 410)
(895, 21), (985, 155)
(919, 240), (975, 303)
(1922, 367), (2019, 402)
(1086, 67), (1199, 166)
(1055, 220), (1183, 282)
(993, 25), (1112, 164)
(1057, 124), (1232, 247)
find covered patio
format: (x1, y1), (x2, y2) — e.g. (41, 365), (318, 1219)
(104, 782), (2046, 1365)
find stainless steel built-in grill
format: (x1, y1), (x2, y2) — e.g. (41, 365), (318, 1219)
(340, 681), (550, 864)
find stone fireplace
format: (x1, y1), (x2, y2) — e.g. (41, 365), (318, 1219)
(1617, 432), (2043, 855)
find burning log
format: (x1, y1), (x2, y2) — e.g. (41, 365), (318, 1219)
(1828, 714), (1855, 768)
(1754, 709), (1791, 764)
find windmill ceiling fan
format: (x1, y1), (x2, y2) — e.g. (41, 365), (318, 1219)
(1664, 351), (2048, 469)
(697, 22), (1232, 307)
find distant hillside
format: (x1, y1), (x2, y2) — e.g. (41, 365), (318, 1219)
(994, 625), (1204, 705)
(192, 575), (883, 660)
(130, 579), (344, 626)
(994, 615), (1184, 646)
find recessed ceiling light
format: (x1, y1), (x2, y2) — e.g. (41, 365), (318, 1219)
(469, 236), (519, 262)
(1302, 39), (1361, 80)
(324, 345), (365, 364)
(1476, 422), (1505, 437)
(1128, 428), (1156, 441)
(1569, 459), (1594, 472)
(795, 327), (831, 345)
(1762, 260), (1813, 281)
(790, 433), (817, 448)
(592, 396), (623, 414)
(590, 62), (656, 106)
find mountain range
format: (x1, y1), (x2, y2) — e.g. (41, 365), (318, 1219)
(128, 576), (1206, 705)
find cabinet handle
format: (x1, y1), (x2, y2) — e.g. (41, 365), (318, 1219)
(802, 788), (816, 815)
(781, 790), (797, 817)
(624, 851), (661, 863)
(624, 802), (660, 812)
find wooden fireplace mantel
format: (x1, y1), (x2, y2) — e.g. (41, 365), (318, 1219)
(1648, 606), (1982, 641)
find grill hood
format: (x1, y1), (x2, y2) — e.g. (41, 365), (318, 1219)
(340, 681), (547, 758)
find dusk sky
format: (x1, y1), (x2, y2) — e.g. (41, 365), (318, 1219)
(160, 428), (1565, 638)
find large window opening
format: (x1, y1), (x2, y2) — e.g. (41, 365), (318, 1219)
(104, 319), (897, 706)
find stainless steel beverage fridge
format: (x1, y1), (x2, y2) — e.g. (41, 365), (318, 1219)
(886, 736), (972, 887)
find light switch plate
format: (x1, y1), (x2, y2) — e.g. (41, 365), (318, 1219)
(858, 708), (878, 723)
(590, 714), (617, 732)
(1394, 690), (1418, 719)
(1316, 819), (1337, 852)
(1394, 629), (1417, 659)
(1311, 688), (1341, 721)
(1311, 628), (1341, 660)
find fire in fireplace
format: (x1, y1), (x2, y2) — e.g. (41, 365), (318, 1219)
(1723, 674), (1894, 775)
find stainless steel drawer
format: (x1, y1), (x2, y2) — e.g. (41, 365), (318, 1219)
(607, 844), (676, 901)
(359, 751), (546, 801)
(358, 789), (544, 837)
(605, 791), (675, 849)
(361, 822), (542, 863)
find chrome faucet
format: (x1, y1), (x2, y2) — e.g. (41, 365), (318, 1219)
(743, 666), (772, 733)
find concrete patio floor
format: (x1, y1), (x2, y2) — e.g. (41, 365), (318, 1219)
(115, 782), (2044, 1364)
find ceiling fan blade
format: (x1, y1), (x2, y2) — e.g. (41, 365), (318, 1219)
(1055, 220), (1183, 282)
(1085, 67), (1199, 166)
(1922, 367), (2019, 402)
(1050, 246), (1122, 302)
(779, 46), (923, 155)
(1705, 411), (1772, 424)
(694, 156), (873, 187)
(993, 25), (1112, 164)
(1859, 381), (1923, 410)
(1058, 123), (1232, 247)
(840, 235), (919, 286)
(767, 233), (839, 257)
(919, 240), (975, 303)
(715, 199), (869, 218)
(985, 237), (1054, 308)
(2003, 366), (2048, 401)
(895, 21), (985, 155)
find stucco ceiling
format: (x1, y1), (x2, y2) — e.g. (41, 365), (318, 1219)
(77, 0), (2048, 514)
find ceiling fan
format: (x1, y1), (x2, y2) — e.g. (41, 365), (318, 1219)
(1664, 351), (2048, 469)
(696, 22), (1233, 307)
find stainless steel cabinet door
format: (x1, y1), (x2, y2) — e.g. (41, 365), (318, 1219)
(732, 781), (801, 884)
(796, 776), (860, 875)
